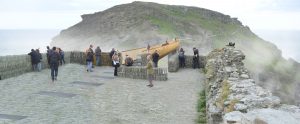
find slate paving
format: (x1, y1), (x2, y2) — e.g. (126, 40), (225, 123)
(0, 64), (203, 124)
(0, 114), (27, 121)
(71, 81), (103, 86)
(35, 91), (77, 98)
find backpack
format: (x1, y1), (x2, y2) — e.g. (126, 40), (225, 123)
(50, 51), (60, 64)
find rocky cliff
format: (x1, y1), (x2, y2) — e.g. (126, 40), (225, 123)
(205, 46), (300, 124)
(51, 1), (300, 104)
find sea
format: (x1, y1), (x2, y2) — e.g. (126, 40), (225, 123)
(0, 29), (60, 56)
(0, 29), (299, 62)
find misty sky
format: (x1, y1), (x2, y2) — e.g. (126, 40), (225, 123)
(0, 0), (299, 30)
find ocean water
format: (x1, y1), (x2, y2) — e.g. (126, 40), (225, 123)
(0, 29), (60, 56)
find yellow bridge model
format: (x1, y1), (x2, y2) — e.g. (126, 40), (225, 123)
(120, 39), (180, 64)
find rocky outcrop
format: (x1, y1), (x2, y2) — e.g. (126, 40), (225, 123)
(205, 46), (300, 124)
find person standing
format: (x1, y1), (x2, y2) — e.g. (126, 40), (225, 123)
(86, 49), (93, 72)
(46, 46), (51, 66)
(86, 45), (94, 68)
(178, 48), (185, 68)
(49, 47), (60, 82)
(36, 49), (42, 71)
(192, 47), (200, 69)
(58, 48), (65, 65)
(152, 50), (159, 68)
(95, 46), (102, 66)
(112, 52), (120, 76)
(146, 55), (154, 87)
(28, 49), (39, 71)
(109, 48), (116, 66)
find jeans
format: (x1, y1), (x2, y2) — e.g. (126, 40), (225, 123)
(60, 55), (65, 65)
(37, 62), (42, 71)
(50, 62), (58, 81)
(87, 61), (92, 72)
(96, 56), (101, 66)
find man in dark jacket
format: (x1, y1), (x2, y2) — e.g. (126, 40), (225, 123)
(46, 46), (52, 66)
(28, 49), (39, 71)
(95, 46), (102, 66)
(152, 50), (160, 68)
(49, 47), (60, 82)
(192, 47), (200, 69)
(36, 49), (42, 71)
(109, 48), (115, 66)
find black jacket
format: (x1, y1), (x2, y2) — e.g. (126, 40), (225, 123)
(109, 50), (115, 58)
(152, 53), (159, 62)
(28, 51), (40, 64)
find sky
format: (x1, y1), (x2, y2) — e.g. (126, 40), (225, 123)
(0, 0), (299, 31)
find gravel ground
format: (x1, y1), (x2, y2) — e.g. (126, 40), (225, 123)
(0, 64), (204, 124)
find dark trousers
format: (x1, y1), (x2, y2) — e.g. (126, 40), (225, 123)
(193, 57), (200, 69)
(114, 63), (120, 76)
(31, 63), (37, 71)
(153, 61), (158, 68)
(179, 56), (185, 68)
(50, 62), (59, 80)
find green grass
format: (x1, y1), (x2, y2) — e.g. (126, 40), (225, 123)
(147, 16), (178, 37)
(146, 5), (247, 49)
(196, 90), (207, 124)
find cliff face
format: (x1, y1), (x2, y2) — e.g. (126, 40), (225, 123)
(51, 1), (300, 104)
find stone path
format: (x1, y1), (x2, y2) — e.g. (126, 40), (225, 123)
(0, 64), (204, 124)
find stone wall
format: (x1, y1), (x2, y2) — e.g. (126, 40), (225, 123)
(205, 47), (300, 124)
(168, 54), (206, 72)
(185, 55), (206, 68)
(0, 52), (71, 80)
(0, 52), (167, 81)
(70, 52), (112, 66)
(118, 66), (168, 81)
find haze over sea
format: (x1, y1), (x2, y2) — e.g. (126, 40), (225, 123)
(0, 29), (59, 55)
(0, 29), (299, 62)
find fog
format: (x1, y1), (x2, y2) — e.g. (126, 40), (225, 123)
(254, 29), (300, 62)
